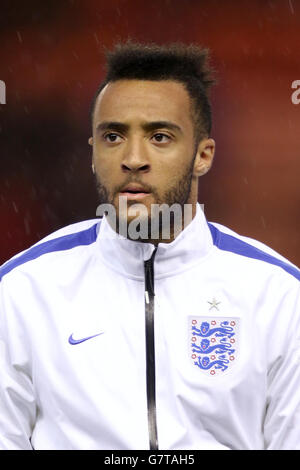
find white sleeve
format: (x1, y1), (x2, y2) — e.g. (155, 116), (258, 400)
(264, 286), (300, 449)
(0, 278), (36, 450)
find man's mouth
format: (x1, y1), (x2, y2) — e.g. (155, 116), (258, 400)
(119, 184), (151, 200)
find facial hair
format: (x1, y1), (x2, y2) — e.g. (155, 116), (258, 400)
(94, 148), (197, 242)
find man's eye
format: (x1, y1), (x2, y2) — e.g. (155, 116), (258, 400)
(103, 133), (121, 143)
(152, 133), (171, 143)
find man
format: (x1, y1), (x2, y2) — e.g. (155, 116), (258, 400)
(0, 42), (299, 450)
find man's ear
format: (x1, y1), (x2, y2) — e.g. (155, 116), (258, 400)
(89, 137), (95, 173)
(193, 138), (215, 176)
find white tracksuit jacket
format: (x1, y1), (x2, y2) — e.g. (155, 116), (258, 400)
(0, 203), (299, 450)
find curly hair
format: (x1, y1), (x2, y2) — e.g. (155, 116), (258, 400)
(90, 41), (216, 142)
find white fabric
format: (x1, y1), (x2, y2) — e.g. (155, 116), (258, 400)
(0, 203), (299, 450)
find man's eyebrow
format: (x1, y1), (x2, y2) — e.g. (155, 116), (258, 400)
(96, 121), (129, 133)
(95, 121), (183, 134)
(141, 121), (183, 134)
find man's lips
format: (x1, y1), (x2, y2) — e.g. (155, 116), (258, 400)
(121, 183), (150, 193)
(119, 183), (151, 200)
(119, 191), (151, 200)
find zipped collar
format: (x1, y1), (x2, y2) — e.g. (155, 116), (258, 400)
(96, 203), (213, 280)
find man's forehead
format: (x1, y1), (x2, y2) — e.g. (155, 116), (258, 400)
(98, 78), (190, 99)
(94, 79), (193, 126)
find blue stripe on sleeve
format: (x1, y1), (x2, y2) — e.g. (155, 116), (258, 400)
(0, 223), (99, 281)
(208, 223), (300, 281)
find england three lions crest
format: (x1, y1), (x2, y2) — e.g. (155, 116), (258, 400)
(189, 316), (239, 376)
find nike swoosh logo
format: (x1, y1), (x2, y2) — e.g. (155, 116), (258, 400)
(68, 332), (104, 345)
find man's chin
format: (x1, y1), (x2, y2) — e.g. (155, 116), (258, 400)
(115, 195), (152, 220)
(113, 213), (150, 241)
(102, 193), (192, 242)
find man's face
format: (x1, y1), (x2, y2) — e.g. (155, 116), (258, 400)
(89, 79), (214, 238)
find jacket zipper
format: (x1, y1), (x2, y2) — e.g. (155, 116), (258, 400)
(144, 247), (158, 450)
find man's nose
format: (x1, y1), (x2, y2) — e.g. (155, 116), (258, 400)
(121, 138), (150, 173)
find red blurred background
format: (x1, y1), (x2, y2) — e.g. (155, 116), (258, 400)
(0, 0), (299, 265)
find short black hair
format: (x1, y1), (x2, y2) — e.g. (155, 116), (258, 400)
(90, 41), (216, 142)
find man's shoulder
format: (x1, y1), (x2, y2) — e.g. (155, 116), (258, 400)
(208, 221), (300, 283)
(0, 218), (102, 282)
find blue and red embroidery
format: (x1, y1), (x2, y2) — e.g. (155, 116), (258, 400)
(190, 317), (239, 376)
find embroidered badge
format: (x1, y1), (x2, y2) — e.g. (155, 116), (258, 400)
(189, 316), (239, 376)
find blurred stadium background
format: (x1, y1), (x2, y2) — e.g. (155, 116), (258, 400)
(0, 0), (299, 265)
